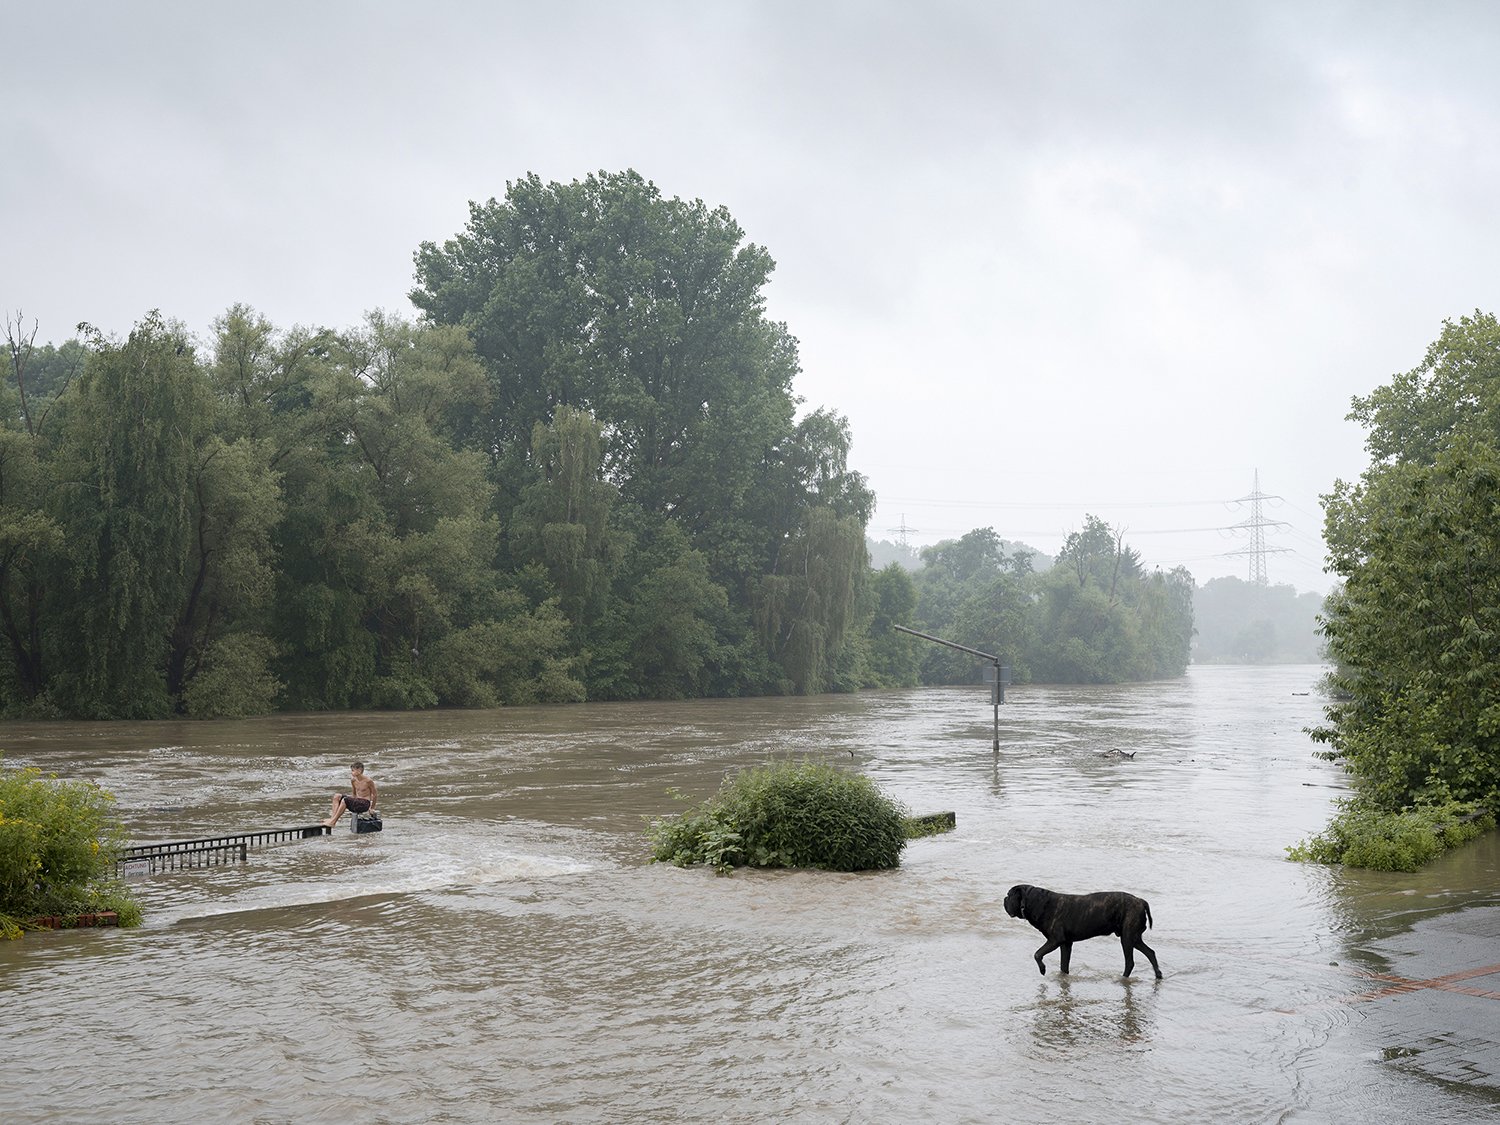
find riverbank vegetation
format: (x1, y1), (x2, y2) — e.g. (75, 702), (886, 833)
(1300, 311), (1500, 870)
(1288, 800), (1493, 872)
(2, 170), (1192, 719)
(646, 760), (908, 873)
(0, 757), (142, 937)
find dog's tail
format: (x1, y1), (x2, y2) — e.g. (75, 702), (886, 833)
(1145, 900), (1153, 930)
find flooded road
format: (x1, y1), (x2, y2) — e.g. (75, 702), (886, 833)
(2, 665), (1497, 1123)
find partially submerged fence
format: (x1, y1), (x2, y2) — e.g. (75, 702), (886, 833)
(115, 825), (328, 877)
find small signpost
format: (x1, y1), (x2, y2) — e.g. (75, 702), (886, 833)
(894, 625), (1009, 750)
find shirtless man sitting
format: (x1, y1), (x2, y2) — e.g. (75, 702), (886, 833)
(323, 762), (378, 828)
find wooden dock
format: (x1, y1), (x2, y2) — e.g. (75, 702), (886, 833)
(115, 824), (328, 876)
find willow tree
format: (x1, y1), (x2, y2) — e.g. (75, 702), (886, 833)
(509, 405), (621, 630)
(0, 422), (60, 707)
(0, 316), (67, 708)
(749, 409), (874, 693)
(44, 314), (277, 717)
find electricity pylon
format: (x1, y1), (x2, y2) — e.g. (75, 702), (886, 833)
(1224, 469), (1291, 585)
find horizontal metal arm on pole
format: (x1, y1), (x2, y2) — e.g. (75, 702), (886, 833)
(893, 624), (998, 664)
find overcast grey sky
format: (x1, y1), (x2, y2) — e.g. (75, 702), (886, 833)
(9, 1), (1500, 593)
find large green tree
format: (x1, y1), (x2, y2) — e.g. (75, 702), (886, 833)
(411, 170), (872, 696)
(1316, 311), (1500, 812)
(410, 171), (799, 532)
(5, 169), (929, 714)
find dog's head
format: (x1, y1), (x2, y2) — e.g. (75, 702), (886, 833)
(1004, 884), (1031, 919)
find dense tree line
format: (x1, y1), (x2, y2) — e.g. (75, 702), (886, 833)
(2, 171), (1194, 719)
(2, 173), (875, 717)
(875, 520), (1195, 688)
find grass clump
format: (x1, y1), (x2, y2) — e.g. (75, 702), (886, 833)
(1287, 798), (1494, 872)
(902, 812), (956, 839)
(0, 756), (143, 938)
(647, 759), (909, 874)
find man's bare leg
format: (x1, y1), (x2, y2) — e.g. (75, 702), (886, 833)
(322, 796), (348, 828)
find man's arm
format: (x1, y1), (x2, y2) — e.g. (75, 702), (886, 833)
(368, 780), (378, 808)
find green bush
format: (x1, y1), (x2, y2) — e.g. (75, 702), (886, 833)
(0, 756), (142, 937)
(1287, 798), (1495, 872)
(647, 760), (909, 873)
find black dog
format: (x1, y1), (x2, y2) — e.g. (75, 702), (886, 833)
(1004, 884), (1162, 979)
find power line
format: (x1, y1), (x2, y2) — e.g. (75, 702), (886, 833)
(877, 495), (1235, 510)
(871, 471), (1330, 586)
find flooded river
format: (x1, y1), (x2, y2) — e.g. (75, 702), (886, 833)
(2, 665), (1497, 1123)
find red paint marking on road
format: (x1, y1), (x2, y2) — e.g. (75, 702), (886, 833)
(1344, 961), (1500, 1004)
(1268, 961), (1500, 1014)
(1420, 962), (1500, 987)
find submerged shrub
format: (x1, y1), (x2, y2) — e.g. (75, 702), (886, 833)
(1287, 798), (1495, 872)
(647, 759), (908, 873)
(0, 756), (142, 937)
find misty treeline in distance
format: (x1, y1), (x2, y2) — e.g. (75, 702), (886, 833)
(1, 170), (1188, 720)
(1191, 577), (1323, 664)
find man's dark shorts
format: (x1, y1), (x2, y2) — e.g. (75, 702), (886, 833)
(342, 796), (372, 814)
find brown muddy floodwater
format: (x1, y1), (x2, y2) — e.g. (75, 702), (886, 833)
(2, 665), (1498, 1123)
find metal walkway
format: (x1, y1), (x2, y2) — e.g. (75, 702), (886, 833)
(116, 824), (328, 876)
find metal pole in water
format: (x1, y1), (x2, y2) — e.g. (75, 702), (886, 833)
(992, 674), (1000, 749)
(893, 625), (1004, 750)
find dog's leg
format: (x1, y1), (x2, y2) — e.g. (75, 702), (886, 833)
(1120, 933), (1135, 978)
(1033, 937), (1060, 975)
(1133, 934), (1162, 979)
(1059, 941), (1073, 974)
